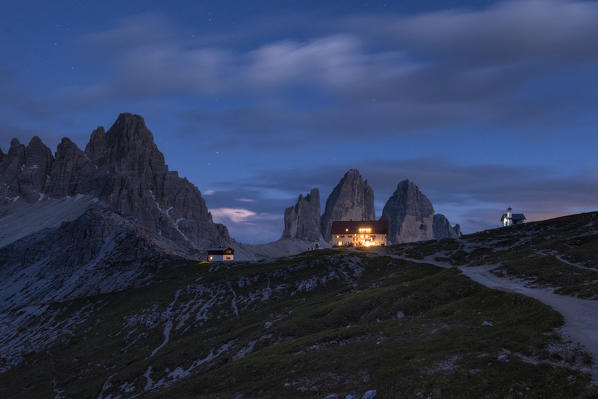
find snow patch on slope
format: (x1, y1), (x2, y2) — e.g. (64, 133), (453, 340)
(0, 195), (96, 248)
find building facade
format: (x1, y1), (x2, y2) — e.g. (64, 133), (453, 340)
(207, 247), (235, 262)
(331, 220), (388, 247)
(501, 208), (526, 226)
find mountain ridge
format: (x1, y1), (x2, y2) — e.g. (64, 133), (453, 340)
(0, 112), (231, 250)
(0, 113), (232, 311)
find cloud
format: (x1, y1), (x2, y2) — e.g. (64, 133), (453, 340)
(69, 31), (410, 102)
(84, 14), (177, 51)
(209, 205), (283, 243)
(201, 187), (305, 243)
(0, 69), (47, 117)
(203, 189), (215, 196)
(354, 0), (598, 65)
(61, 0), (598, 144)
(210, 207), (257, 223)
(244, 35), (410, 91)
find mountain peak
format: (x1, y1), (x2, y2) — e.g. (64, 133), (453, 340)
(382, 179), (460, 244)
(110, 113), (150, 137)
(321, 170), (375, 240)
(0, 112), (230, 252)
(58, 137), (79, 150)
(343, 169), (362, 179)
(27, 136), (45, 147)
(116, 112), (146, 124)
(85, 126), (107, 162)
(105, 112), (155, 154)
(282, 188), (321, 241)
(397, 179), (415, 189)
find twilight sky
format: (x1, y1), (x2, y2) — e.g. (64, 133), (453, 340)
(2, 0), (598, 243)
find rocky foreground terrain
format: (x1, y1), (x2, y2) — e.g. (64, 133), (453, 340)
(1, 213), (598, 398)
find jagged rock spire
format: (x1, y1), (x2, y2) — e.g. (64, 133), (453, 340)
(0, 112), (231, 249)
(20, 136), (54, 200)
(321, 169), (375, 241)
(282, 188), (321, 241)
(381, 179), (459, 244)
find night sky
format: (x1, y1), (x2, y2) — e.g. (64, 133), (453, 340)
(2, 0), (598, 243)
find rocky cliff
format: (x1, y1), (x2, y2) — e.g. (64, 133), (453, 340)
(281, 188), (321, 241)
(320, 169), (375, 241)
(381, 180), (459, 244)
(0, 137), (55, 204)
(433, 213), (461, 240)
(0, 113), (230, 250)
(0, 113), (231, 307)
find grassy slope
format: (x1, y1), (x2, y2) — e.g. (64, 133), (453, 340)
(1, 249), (596, 398)
(391, 212), (598, 299)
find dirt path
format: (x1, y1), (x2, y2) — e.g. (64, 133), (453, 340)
(386, 253), (598, 383)
(460, 265), (598, 384)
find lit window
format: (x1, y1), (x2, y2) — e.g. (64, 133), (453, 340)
(338, 241), (342, 246)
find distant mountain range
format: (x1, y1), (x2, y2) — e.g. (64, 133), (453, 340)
(0, 112), (458, 309)
(2, 114), (597, 398)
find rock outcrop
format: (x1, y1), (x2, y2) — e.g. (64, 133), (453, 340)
(381, 180), (459, 244)
(46, 137), (96, 198)
(0, 137), (56, 203)
(321, 169), (375, 241)
(20, 137), (54, 201)
(433, 214), (461, 240)
(0, 113), (230, 251)
(281, 188), (321, 241)
(0, 139), (26, 204)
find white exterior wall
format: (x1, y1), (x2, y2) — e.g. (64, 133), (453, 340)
(208, 254), (234, 262)
(503, 217), (524, 227)
(333, 234), (387, 247)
